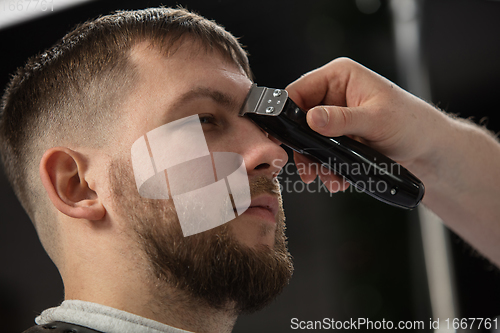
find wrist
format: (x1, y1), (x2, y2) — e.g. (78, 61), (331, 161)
(403, 103), (458, 194)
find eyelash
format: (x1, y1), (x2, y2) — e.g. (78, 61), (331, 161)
(199, 114), (217, 125)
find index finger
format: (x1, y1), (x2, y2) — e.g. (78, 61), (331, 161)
(285, 58), (356, 110)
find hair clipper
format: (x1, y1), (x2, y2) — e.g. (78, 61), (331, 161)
(239, 84), (425, 209)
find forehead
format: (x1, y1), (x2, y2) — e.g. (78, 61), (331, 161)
(121, 41), (252, 142)
(130, 40), (248, 86)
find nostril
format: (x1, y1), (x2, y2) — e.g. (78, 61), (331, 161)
(254, 163), (270, 170)
(43, 325), (57, 329)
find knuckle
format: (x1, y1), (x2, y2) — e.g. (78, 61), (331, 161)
(335, 106), (353, 132)
(332, 57), (354, 67)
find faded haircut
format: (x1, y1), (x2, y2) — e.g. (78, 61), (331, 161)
(0, 7), (251, 255)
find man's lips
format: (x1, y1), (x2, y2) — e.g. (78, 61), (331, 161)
(240, 194), (279, 224)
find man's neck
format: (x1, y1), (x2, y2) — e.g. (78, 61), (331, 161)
(62, 243), (238, 333)
(57, 206), (244, 333)
(130, 283), (238, 333)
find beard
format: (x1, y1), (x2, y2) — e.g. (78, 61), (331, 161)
(109, 157), (293, 314)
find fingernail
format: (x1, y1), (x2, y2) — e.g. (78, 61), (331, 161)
(310, 107), (328, 127)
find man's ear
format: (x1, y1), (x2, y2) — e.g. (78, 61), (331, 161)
(40, 147), (106, 221)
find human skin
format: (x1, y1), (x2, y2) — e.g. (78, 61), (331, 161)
(119, 41), (289, 249)
(286, 57), (500, 266)
(38, 39), (289, 333)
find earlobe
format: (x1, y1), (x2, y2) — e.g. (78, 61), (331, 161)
(40, 147), (106, 221)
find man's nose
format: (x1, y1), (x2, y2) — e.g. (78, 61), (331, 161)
(238, 119), (288, 179)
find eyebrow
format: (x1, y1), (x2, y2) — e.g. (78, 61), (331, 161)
(171, 87), (241, 113)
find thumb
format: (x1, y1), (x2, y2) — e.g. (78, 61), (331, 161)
(306, 105), (366, 138)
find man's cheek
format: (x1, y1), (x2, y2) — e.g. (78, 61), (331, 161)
(130, 115), (250, 237)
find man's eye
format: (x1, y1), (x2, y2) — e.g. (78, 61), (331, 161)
(199, 114), (216, 125)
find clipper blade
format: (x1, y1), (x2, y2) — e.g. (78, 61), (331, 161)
(239, 84), (288, 117)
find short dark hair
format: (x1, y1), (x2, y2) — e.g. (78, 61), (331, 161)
(0, 7), (251, 231)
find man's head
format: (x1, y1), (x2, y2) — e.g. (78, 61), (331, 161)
(0, 7), (251, 258)
(0, 7), (292, 320)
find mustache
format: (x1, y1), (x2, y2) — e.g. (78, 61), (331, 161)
(249, 176), (281, 198)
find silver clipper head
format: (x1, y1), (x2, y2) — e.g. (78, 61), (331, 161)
(239, 84), (289, 117)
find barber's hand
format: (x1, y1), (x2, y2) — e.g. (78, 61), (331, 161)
(286, 57), (448, 192)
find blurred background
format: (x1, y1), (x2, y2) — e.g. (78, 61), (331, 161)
(1, 0), (500, 332)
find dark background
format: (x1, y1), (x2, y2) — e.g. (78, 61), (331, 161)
(1, 0), (500, 332)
